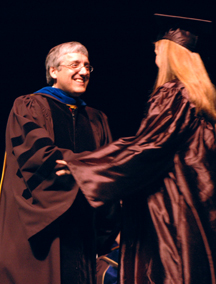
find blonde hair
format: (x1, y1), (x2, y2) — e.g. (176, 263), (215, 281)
(153, 40), (216, 121)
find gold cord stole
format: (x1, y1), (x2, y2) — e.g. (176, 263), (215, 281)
(0, 152), (7, 199)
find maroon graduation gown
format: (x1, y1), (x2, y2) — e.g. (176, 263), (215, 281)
(69, 80), (216, 283)
(0, 93), (115, 284)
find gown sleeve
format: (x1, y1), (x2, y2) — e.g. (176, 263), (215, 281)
(68, 82), (197, 207)
(6, 95), (77, 239)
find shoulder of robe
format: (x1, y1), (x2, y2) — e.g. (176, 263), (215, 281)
(13, 93), (51, 118)
(146, 79), (193, 117)
(14, 93), (49, 108)
(150, 79), (188, 104)
(11, 94), (54, 137)
(158, 79), (185, 96)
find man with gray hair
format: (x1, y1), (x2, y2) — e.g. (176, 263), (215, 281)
(0, 41), (120, 284)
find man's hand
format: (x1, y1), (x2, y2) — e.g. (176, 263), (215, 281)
(56, 160), (71, 176)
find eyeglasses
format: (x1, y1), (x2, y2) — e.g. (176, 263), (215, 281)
(59, 63), (94, 73)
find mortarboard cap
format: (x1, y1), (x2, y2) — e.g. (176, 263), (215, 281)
(154, 13), (212, 52)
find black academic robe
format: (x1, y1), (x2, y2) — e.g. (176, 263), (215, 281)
(0, 93), (118, 284)
(69, 79), (216, 283)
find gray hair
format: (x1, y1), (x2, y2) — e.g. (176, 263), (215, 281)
(45, 41), (89, 85)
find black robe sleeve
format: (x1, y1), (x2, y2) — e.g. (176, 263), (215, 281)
(6, 94), (77, 239)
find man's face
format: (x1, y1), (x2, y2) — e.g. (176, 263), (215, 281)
(50, 53), (90, 97)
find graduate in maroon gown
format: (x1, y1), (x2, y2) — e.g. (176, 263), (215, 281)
(57, 15), (216, 283)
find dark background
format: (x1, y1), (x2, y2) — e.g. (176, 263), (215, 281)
(1, 0), (216, 166)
